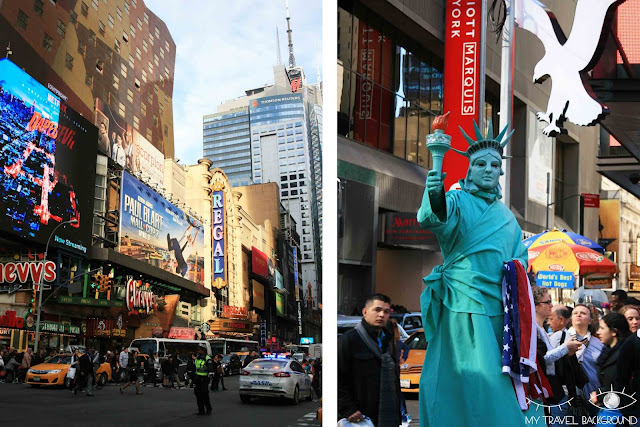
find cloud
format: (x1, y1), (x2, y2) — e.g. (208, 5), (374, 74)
(145, 0), (322, 165)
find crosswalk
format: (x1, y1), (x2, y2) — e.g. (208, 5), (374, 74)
(287, 411), (320, 427)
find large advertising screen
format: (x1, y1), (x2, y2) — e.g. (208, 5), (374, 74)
(94, 99), (164, 187)
(118, 171), (205, 285)
(0, 59), (97, 254)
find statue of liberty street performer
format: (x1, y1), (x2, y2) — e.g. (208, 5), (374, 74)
(417, 115), (533, 426)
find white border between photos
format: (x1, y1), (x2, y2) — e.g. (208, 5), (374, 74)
(322, 0), (338, 424)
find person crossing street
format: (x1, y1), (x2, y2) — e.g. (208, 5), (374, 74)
(193, 344), (214, 415)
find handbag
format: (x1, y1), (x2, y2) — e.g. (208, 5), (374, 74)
(337, 416), (375, 427)
(67, 366), (76, 379)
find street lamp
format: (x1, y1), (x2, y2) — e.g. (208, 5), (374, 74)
(34, 218), (78, 352)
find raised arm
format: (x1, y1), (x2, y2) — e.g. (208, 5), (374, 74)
(417, 171), (447, 226)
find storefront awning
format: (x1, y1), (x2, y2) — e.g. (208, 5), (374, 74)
(89, 247), (210, 302)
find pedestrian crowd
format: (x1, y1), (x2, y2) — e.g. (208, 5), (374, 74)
(338, 290), (640, 427)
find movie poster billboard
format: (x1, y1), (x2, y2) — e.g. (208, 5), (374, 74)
(0, 59), (97, 254)
(94, 99), (164, 187)
(118, 171), (205, 285)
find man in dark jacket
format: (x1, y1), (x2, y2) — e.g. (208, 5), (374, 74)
(338, 293), (401, 427)
(74, 350), (94, 396)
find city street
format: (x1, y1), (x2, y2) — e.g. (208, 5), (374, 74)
(0, 376), (321, 427)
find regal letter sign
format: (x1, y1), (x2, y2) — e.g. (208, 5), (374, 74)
(212, 189), (226, 289)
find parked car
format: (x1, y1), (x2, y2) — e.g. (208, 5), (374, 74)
(220, 354), (242, 376)
(239, 358), (313, 404)
(389, 312), (423, 335)
(25, 353), (112, 388)
(400, 329), (427, 393)
(337, 314), (409, 340)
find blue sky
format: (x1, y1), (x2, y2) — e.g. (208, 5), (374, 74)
(145, 0), (323, 165)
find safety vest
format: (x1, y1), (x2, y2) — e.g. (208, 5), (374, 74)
(195, 355), (211, 376)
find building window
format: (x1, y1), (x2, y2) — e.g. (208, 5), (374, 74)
(91, 0), (98, 10)
(78, 41), (86, 57)
(70, 10), (78, 24)
(132, 0), (136, 8)
(85, 73), (93, 88)
(143, 11), (148, 24)
(89, 30), (96, 46)
(165, 40), (170, 51)
(140, 102), (146, 116)
(155, 26), (160, 38)
(114, 39), (120, 53)
(107, 14), (114, 28)
(159, 48), (164, 59)
(154, 54), (159, 66)
(105, 50), (113, 63)
(141, 69), (147, 83)
(120, 63), (127, 78)
(130, 24), (135, 38)
(129, 54), (134, 68)
(95, 59), (104, 74)
(81, 2), (89, 17)
(142, 40), (148, 52)
(148, 33), (154, 46)
(148, 62), (153, 76)
(136, 47), (141, 60)
(98, 20), (105, 36)
(65, 52), (74, 70)
(137, 17), (142, 30)
(147, 92), (153, 104)
(164, 67), (170, 79)
(118, 102), (125, 118)
(134, 78), (141, 90)
(146, 128), (152, 141)
(112, 74), (119, 90)
(122, 31), (128, 44)
(124, 0), (129, 13)
(164, 125), (168, 137)
(34, 0), (44, 16)
(133, 115), (139, 130)
(153, 114), (158, 127)
(57, 19), (66, 37)
(42, 33), (52, 51)
(116, 7), (122, 21)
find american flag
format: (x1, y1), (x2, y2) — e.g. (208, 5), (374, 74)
(502, 260), (540, 409)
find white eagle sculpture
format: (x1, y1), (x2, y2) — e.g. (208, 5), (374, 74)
(514, 0), (625, 136)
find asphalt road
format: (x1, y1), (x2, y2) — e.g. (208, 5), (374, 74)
(0, 375), (321, 427)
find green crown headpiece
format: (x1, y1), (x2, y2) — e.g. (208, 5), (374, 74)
(451, 119), (514, 159)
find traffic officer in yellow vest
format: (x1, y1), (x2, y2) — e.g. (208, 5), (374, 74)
(194, 344), (214, 415)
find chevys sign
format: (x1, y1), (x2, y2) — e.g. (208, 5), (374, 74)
(125, 277), (156, 315)
(0, 261), (56, 284)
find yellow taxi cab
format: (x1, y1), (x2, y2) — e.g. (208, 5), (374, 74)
(25, 353), (113, 388)
(400, 329), (426, 393)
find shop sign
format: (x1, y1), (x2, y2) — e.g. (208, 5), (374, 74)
(40, 322), (80, 335)
(0, 310), (24, 329)
(125, 277), (156, 315)
(212, 188), (227, 289)
(276, 293), (284, 317)
(300, 337), (314, 344)
(57, 295), (123, 307)
(275, 270), (284, 290)
(382, 212), (439, 246)
(87, 318), (114, 337)
(252, 247), (269, 279)
(168, 327), (196, 340)
(223, 305), (248, 318)
(210, 318), (252, 333)
(582, 193), (600, 208)
(441, 0), (483, 190)
(252, 280), (265, 310)
(112, 328), (126, 337)
(0, 261), (56, 284)
(584, 274), (613, 289)
(293, 247), (299, 290)
(630, 264), (640, 281)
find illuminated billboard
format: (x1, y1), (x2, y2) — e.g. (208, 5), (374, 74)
(118, 171), (205, 285)
(94, 99), (164, 187)
(0, 59), (97, 254)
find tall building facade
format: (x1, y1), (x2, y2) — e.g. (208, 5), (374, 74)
(0, 0), (176, 158)
(203, 107), (251, 187)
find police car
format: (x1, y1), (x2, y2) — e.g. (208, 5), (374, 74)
(239, 354), (313, 404)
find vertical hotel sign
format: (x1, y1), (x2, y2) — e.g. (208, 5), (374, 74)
(212, 181), (226, 289)
(442, 0), (482, 191)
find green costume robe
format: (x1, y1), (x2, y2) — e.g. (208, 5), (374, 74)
(417, 187), (544, 426)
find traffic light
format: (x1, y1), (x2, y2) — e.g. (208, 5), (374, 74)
(29, 288), (36, 314)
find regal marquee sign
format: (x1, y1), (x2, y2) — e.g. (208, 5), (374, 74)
(212, 181), (227, 289)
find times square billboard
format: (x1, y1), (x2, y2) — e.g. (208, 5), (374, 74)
(0, 59), (97, 254)
(118, 171), (205, 286)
